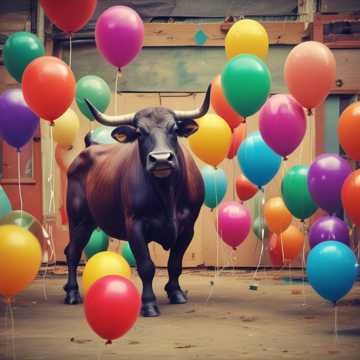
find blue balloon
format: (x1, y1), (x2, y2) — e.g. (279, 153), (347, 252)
(91, 126), (117, 144)
(201, 165), (227, 209)
(0, 185), (12, 220)
(307, 241), (358, 304)
(237, 131), (281, 188)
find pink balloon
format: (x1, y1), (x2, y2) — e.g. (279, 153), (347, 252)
(217, 201), (251, 249)
(259, 94), (306, 159)
(96, 6), (144, 69)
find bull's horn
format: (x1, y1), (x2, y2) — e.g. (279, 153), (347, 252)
(174, 85), (211, 120)
(84, 99), (135, 126)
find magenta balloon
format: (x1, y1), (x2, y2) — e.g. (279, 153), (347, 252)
(95, 6), (144, 69)
(217, 201), (251, 249)
(308, 153), (351, 215)
(259, 94), (306, 158)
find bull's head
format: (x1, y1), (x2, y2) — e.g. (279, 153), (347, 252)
(85, 86), (211, 178)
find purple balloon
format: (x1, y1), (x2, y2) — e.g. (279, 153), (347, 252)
(259, 94), (306, 159)
(96, 6), (144, 69)
(309, 216), (350, 249)
(308, 153), (351, 214)
(0, 88), (39, 150)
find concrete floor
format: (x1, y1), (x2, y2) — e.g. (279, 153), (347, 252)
(1, 269), (360, 360)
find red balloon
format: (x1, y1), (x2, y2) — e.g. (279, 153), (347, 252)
(22, 56), (75, 122)
(40, 0), (97, 34)
(236, 173), (258, 202)
(84, 275), (141, 343)
(341, 169), (360, 226)
(227, 123), (247, 159)
(268, 233), (284, 267)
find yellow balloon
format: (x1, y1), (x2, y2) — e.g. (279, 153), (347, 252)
(82, 251), (131, 294)
(53, 108), (80, 148)
(225, 19), (269, 60)
(0, 224), (42, 301)
(188, 113), (231, 167)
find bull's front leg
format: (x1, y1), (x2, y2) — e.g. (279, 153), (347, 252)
(128, 220), (159, 317)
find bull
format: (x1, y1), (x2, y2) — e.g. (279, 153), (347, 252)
(63, 86), (211, 316)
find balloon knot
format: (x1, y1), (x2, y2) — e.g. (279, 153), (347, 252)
(232, 247), (237, 251)
(106, 340), (112, 345)
(3, 297), (12, 305)
(241, 118), (246, 124)
(283, 156), (288, 161)
(50, 121), (55, 127)
(307, 109), (313, 116)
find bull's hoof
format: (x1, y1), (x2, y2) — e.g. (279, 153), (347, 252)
(141, 303), (160, 317)
(167, 289), (187, 304)
(64, 290), (82, 305)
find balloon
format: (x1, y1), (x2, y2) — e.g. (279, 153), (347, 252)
(121, 243), (136, 267)
(53, 108), (80, 149)
(341, 169), (360, 226)
(237, 131), (281, 188)
(281, 165), (318, 220)
(84, 275), (141, 342)
(201, 165), (227, 209)
(0, 186), (12, 220)
(222, 54), (271, 117)
(40, 0), (96, 34)
(76, 75), (111, 121)
(84, 229), (109, 260)
(284, 41), (336, 110)
(252, 216), (269, 241)
(82, 251), (131, 294)
(0, 88), (39, 150)
(264, 197), (292, 234)
(0, 225), (41, 301)
(22, 56), (75, 122)
(188, 114), (231, 167)
(210, 75), (243, 129)
(338, 101), (360, 161)
(227, 123), (246, 159)
(3, 32), (45, 83)
(235, 173), (258, 202)
(268, 225), (305, 266)
(307, 241), (358, 304)
(91, 126), (117, 145)
(225, 19), (269, 61)
(259, 94), (306, 159)
(96, 6), (144, 69)
(308, 153), (351, 214)
(309, 216), (350, 249)
(217, 201), (251, 249)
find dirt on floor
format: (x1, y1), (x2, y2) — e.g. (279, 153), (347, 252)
(0, 269), (360, 360)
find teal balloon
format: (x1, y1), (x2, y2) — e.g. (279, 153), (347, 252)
(281, 165), (318, 220)
(0, 185), (12, 220)
(91, 126), (117, 144)
(3, 32), (45, 83)
(122, 242), (136, 267)
(237, 131), (281, 188)
(221, 54), (271, 117)
(201, 165), (227, 209)
(76, 75), (111, 121)
(84, 228), (109, 260)
(252, 216), (269, 241)
(307, 241), (358, 304)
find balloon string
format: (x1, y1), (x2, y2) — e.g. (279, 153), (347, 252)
(41, 228), (49, 301)
(69, 34), (72, 69)
(17, 151), (23, 214)
(301, 221), (307, 306)
(253, 189), (265, 281)
(8, 303), (16, 360)
(114, 69), (121, 115)
(334, 305), (338, 350)
(232, 158), (236, 200)
(47, 126), (55, 215)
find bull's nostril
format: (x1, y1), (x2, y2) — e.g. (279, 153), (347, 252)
(149, 154), (157, 162)
(167, 153), (174, 161)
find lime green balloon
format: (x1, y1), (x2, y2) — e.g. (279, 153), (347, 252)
(3, 32), (45, 83)
(76, 75), (111, 121)
(252, 216), (269, 241)
(121, 242), (136, 267)
(84, 229), (109, 260)
(281, 165), (318, 221)
(221, 54), (271, 117)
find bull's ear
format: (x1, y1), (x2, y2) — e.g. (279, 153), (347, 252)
(176, 119), (199, 137)
(111, 125), (138, 143)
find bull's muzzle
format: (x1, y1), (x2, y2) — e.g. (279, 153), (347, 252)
(147, 151), (176, 178)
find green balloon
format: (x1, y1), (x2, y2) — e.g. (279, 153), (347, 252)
(252, 216), (269, 241)
(121, 242), (136, 267)
(281, 165), (318, 221)
(221, 54), (271, 117)
(76, 75), (111, 121)
(3, 32), (45, 83)
(84, 228), (109, 260)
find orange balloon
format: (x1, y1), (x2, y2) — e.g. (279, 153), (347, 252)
(338, 102), (360, 161)
(284, 41), (336, 110)
(341, 169), (360, 226)
(211, 75), (243, 129)
(264, 197), (292, 234)
(22, 56), (75, 122)
(236, 173), (258, 202)
(268, 225), (304, 266)
(227, 123), (247, 159)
